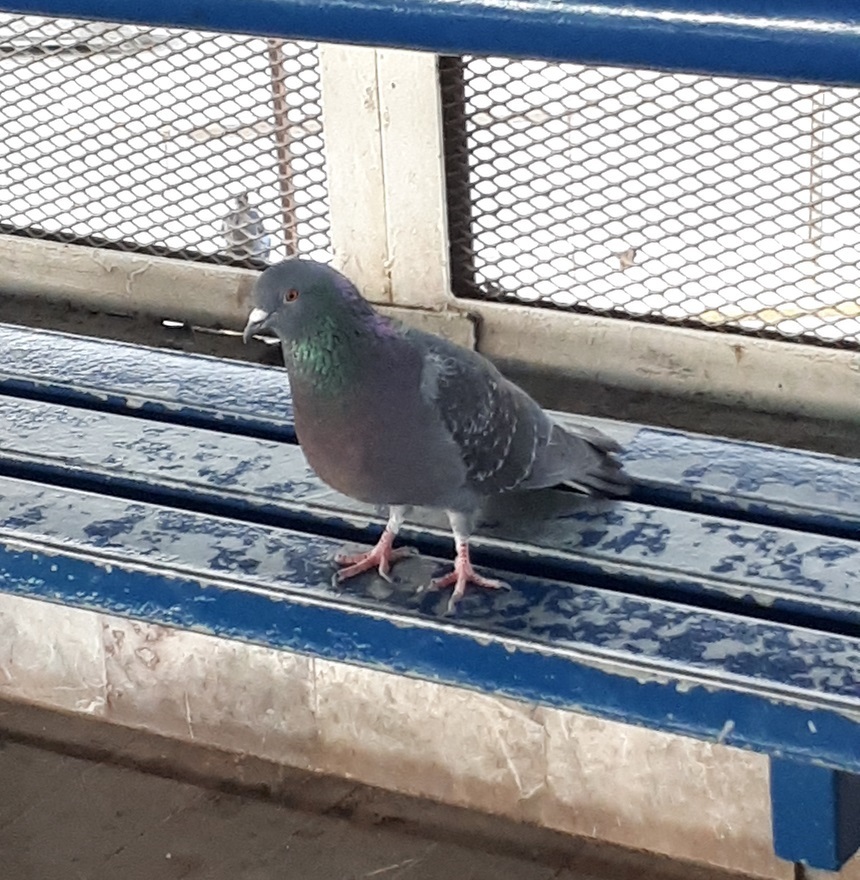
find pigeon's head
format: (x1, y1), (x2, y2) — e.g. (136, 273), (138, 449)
(243, 259), (373, 344)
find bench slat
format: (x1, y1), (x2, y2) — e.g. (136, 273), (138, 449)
(0, 474), (857, 772)
(3, 324), (858, 540)
(1, 395), (857, 631)
(2, 323), (297, 438)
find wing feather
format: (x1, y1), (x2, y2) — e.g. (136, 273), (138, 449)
(410, 327), (631, 499)
(414, 332), (545, 494)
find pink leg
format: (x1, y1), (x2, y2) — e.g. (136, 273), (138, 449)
(429, 541), (509, 613)
(334, 528), (417, 584)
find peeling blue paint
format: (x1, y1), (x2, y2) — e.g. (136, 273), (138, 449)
(3, 323), (858, 541)
(0, 395), (857, 631)
(0, 476), (857, 772)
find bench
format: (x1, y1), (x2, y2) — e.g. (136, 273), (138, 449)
(0, 321), (858, 871)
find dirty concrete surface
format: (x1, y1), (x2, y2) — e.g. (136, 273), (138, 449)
(0, 699), (762, 880)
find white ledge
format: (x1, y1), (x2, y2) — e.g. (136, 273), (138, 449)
(1, 235), (858, 422)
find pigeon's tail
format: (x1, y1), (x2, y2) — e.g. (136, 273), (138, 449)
(562, 454), (632, 498)
(536, 422), (633, 498)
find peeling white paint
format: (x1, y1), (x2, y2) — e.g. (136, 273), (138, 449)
(716, 719), (735, 744)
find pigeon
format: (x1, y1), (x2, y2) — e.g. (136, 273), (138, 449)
(243, 259), (631, 611)
(222, 192), (271, 261)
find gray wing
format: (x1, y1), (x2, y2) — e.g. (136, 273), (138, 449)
(410, 328), (630, 498)
(411, 330), (549, 495)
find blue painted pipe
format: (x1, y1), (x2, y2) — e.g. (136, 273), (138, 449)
(1, 0), (860, 86)
(771, 759), (860, 870)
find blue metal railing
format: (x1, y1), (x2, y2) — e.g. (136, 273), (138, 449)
(0, 0), (860, 86)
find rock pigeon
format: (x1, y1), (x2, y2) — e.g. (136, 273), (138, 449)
(222, 192), (271, 261)
(244, 259), (630, 611)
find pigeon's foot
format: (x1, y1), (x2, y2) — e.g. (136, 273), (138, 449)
(333, 529), (418, 585)
(429, 545), (510, 613)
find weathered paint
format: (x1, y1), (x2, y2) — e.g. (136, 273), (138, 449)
(0, 0), (859, 86)
(0, 476), (858, 776)
(2, 324), (859, 540)
(770, 758), (860, 870)
(0, 396), (858, 632)
(0, 323), (296, 440)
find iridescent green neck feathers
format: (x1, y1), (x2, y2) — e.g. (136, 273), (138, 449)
(282, 313), (358, 394)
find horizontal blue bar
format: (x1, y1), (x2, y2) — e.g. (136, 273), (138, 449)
(1, 0), (860, 85)
(2, 394), (859, 631)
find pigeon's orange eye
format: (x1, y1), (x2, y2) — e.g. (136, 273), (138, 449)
(284, 288), (299, 303)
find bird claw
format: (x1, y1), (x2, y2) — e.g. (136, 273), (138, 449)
(333, 540), (417, 586)
(426, 562), (510, 614)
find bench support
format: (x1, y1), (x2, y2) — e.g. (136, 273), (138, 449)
(770, 758), (860, 871)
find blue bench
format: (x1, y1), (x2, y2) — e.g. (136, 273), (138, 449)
(0, 321), (858, 871)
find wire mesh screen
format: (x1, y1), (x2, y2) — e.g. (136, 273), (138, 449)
(0, 15), (331, 264)
(442, 56), (860, 347)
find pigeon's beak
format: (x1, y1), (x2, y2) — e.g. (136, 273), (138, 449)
(243, 307), (271, 344)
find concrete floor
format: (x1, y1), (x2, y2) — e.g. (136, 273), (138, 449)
(2, 739), (572, 880)
(0, 699), (760, 880)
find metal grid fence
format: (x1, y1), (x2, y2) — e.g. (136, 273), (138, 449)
(443, 56), (860, 347)
(3, 18), (860, 348)
(0, 15), (331, 265)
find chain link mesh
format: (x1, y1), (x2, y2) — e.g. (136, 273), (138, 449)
(3, 18), (859, 347)
(443, 56), (860, 347)
(0, 15), (331, 265)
